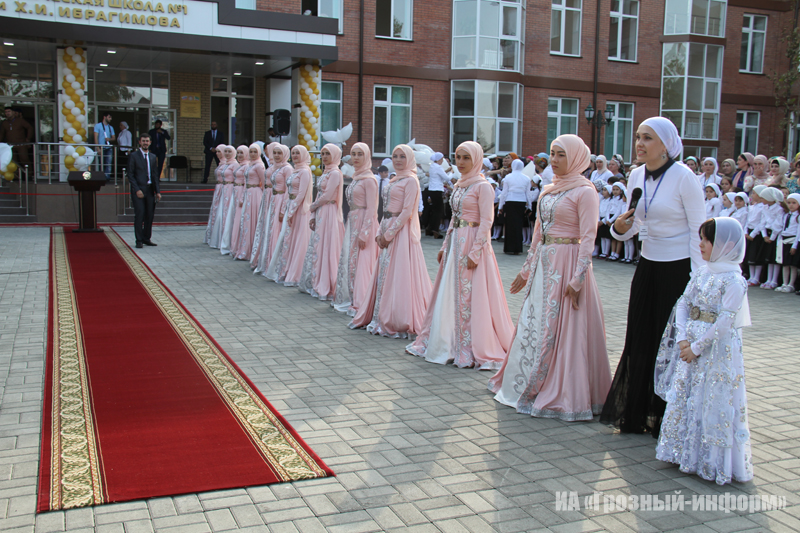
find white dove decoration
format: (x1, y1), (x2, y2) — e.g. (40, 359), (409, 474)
(321, 123), (353, 147)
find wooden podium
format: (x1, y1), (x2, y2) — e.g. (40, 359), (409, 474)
(67, 170), (107, 232)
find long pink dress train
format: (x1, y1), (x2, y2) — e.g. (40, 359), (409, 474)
(350, 162), (432, 338)
(407, 180), (513, 369)
(249, 155), (277, 268)
(211, 152), (237, 249)
(204, 159), (226, 244)
(227, 159), (249, 257)
(266, 148), (312, 286)
(333, 173), (379, 316)
(300, 147), (345, 300)
(488, 184), (612, 420)
(234, 150), (265, 260)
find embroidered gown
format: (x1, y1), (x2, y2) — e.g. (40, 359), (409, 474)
(299, 167), (345, 300)
(204, 161), (226, 244)
(256, 165), (291, 275)
(226, 162), (249, 256)
(265, 167), (312, 285)
(489, 185), (612, 420)
(210, 161), (237, 249)
(654, 266), (753, 485)
(350, 176), (432, 338)
(332, 176), (379, 316)
(234, 163), (265, 260)
(407, 181), (514, 369)
(249, 164), (276, 268)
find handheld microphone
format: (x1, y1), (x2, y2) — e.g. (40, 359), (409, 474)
(628, 187), (643, 211)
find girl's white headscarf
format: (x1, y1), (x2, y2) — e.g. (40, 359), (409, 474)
(705, 183), (721, 198)
(641, 116), (683, 159)
(707, 217), (751, 328)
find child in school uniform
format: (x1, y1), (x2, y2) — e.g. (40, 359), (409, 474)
(745, 185), (767, 286)
(757, 187), (786, 289)
(775, 193), (800, 293)
(720, 192), (736, 217)
(705, 183), (723, 219)
(597, 184), (614, 258)
(654, 217), (753, 486)
(608, 183), (626, 261)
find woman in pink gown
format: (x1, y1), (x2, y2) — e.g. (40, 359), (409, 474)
(204, 145), (226, 245)
(333, 142), (379, 317)
(225, 145), (250, 256)
(255, 145), (292, 275)
(234, 143), (266, 260)
(407, 141), (513, 369)
(350, 144), (432, 338)
(489, 134), (611, 421)
(265, 145), (313, 286)
(249, 142), (279, 268)
(210, 146), (238, 249)
(300, 144), (345, 300)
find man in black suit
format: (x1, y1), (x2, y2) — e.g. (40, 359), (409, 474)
(128, 133), (161, 248)
(202, 121), (226, 183)
(148, 120), (171, 179)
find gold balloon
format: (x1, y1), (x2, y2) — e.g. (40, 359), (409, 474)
(64, 156), (75, 166)
(312, 134), (318, 142)
(66, 61), (76, 69)
(66, 88), (76, 97)
(6, 161), (18, 173)
(63, 135), (73, 143)
(3, 172), (14, 182)
(313, 111), (320, 119)
(72, 69), (81, 77)
(71, 120), (81, 129)
(76, 146), (86, 155)
(313, 168), (323, 176)
(75, 47), (84, 54)
(62, 81), (71, 89)
(311, 157), (321, 166)
(61, 107), (71, 116)
(77, 128), (86, 137)
(71, 93), (81, 102)
(76, 76), (85, 84)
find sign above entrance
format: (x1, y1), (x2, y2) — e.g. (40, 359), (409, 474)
(0, 0), (337, 49)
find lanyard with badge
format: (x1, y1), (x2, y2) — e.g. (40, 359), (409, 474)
(639, 172), (665, 241)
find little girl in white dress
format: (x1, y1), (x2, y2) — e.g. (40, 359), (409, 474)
(654, 217), (754, 485)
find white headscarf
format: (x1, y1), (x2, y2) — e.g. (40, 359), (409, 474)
(788, 192), (800, 205)
(705, 183), (721, 198)
(604, 184), (614, 195)
(759, 187), (784, 203)
(509, 158), (525, 177)
(702, 157), (719, 177)
(706, 217), (750, 328)
(724, 192), (737, 204)
(735, 191), (750, 205)
(641, 116), (683, 159)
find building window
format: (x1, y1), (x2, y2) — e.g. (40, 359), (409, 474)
(301, 0), (343, 33)
(452, 0), (526, 72)
(235, 0), (255, 9)
(551, 0), (582, 56)
(609, 0), (638, 62)
(376, 0), (413, 40)
(320, 81), (342, 134)
(682, 146), (717, 160)
(735, 111), (759, 154)
(604, 102), (634, 163)
(547, 97), (578, 148)
(451, 80), (522, 155)
(660, 42), (723, 140)
(740, 15), (766, 74)
(664, 0), (726, 37)
(373, 85), (411, 156)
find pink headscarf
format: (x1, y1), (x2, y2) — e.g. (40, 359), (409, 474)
(224, 145), (237, 164)
(273, 145), (290, 169)
(389, 144), (417, 183)
(350, 142), (374, 180)
(291, 145), (313, 207)
(265, 142), (278, 166)
(321, 143), (344, 223)
(742, 152), (755, 176)
(454, 141), (486, 188)
(753, 154), (770, 180)
(540, 134), (592, 198)
(249, 143), (265, 169)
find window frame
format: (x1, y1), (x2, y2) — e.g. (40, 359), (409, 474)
(319, 80), (342, 136)
(603, 101), (635, 163)
(735, 110), (760, 155)
(375, 0), (414, 41)
(372, 84), (413, 157)
(740, 14), (767, 74)
(608, 0), (639, 62)
(451, 0), (526, 73)
(664, 0), (727, 36)
(550, 0), (583, 57)
(546, 97), (579, 149)
(449, 80), (523, 156)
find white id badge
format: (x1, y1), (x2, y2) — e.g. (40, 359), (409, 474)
(639, 224), (649, 240)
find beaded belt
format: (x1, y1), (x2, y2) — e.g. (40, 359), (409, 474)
(350, 204), (366, 210)
(273, 189), (286, 195)
(689, 305), (718, 323)
(289, 193), (297, 200)
(384, 211), (399, 218)
(234, 183), (245, 187)
(542, 235), (581, 245)
(454, 218), (479, 228)
(215, 181), (223, 185)
(246, 184), (260, 189)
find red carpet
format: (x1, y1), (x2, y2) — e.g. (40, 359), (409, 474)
(38, 228), (332, 512)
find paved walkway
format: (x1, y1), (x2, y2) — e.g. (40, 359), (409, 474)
(0, 225), (798, 533)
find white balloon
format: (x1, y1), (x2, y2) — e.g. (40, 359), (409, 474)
(71, 81), (81, 90)
(66, 46), (75, 55)
(62, 67), (72, 76)
(304, 88), (312, 95)
(76, 115), (86, 123)
(67, 127), (77, 136)
(301, 82), (309, 90)
(74, 156), (87, 170)
(76, 62), (86, 71)
(64, 100), (75, 109)
(304, 134), (312, 141)
(76, 89), (84, 96)
(66, 74), (76, 83)
(304, 64), (313, 72)
(72, 134), (82, 143)
(309, 117), (317, 125)
(72, 54), (82, 63)
(309, 94), (318, 102)
(300, 105), (309, 113)
(305, 111), (313, 118)
(300, 127), (307, 135)
(70, 107), (81, 116)
(65, 146), (76, 156)
(310, 165), (316, 171)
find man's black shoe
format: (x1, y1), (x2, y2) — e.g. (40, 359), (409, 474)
(135, 242), (143, 249)
(143, 241), (157, 246)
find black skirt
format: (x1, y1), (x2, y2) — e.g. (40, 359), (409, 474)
(747, 233), (763, 265)
(782, 241), (800, 267)
(598, 224), (612, 239)
(600, 256), (692, 438)
(503, 201), (526, 254)
(755, 236), (777, 265)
